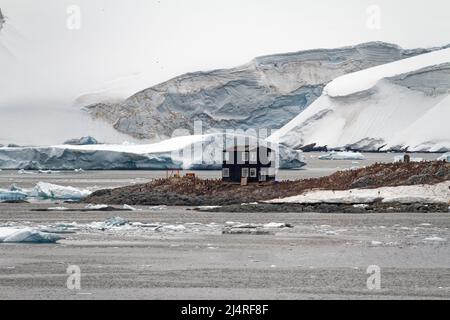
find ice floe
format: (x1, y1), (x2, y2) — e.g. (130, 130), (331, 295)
(31, 182), (92, 200)
(0, 227), (63, 243)
(1, 182), (93, 201)
(318, 151), (365, 160)
(0, 189), (28, 202)
(438, 153), (450, 162)
(423, 236), (447, 242)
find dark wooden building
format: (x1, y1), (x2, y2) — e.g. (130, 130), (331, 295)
(222, 145), (276, 183)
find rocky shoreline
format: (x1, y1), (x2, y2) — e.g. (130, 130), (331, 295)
(83, 161), (450, 211)
(196, 202), (449, 214)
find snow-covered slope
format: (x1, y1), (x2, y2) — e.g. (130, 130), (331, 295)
(0, 134), (305, 170)
(269, 48), (450, 152)
(267, 181), (450, 205)
(85, 42), (434, 141)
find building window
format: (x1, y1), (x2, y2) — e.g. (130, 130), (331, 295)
(259, 168), (268, 181)
(241, 168), (249, 178)
(250, 168), (257, 177)
(250, 152), (257, 162)
(222, 168), (230, 178)
(242, 152), (249, 162)
(223, 152), (230, 163)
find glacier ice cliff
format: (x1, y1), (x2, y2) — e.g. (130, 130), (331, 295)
(84, 42), (435, 141)
(0, 134), (305, 170)
(269, 48), (450, 152)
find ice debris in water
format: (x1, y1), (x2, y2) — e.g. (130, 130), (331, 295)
(32, 182), (92, 200)
(424, 236), (447, 242)
(437, 153), (450, 162)
(318, 151), (365, 161)
(0, 189), (28, 201)
(123, 204), (140, 211)
(85, 204), (109, 210)
(0, 227), (63, 243)
(47, 207), (70, 211)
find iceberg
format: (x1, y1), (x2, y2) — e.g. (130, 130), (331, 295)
(438, 153), (450, 162)
(0, 189), (28, 202)
(318, 151), (365, 161)
(0, 227), (63, 243)
(31, 182), (91, 200)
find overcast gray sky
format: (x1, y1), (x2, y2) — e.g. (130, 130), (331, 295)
(1, 0), (449, 102)
(0, 0), (449, 144)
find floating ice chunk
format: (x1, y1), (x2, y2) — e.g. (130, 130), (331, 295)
(371, 241), (383, 246)
(47, 207), (70, 211)
(85, 204), (109, 210)
(0, 189), (28, 201)
(0, 227), (63, 243)
(104, 217), (129, 227)
(32, 182), (91, 200)
(162, 225), (186, 232)
(424, 236), (447, 242)
(18, 169), (35, 175)
(353, 204), (369, 209)
(123, 204), (141, 211)
(263, 222), (293, 228)
(318, 151), (365, 161)
(437, 153), (450, 162)
(193, 206), (222, 211)
(148, 205), (167, 211)
(38, 170), (61, 174)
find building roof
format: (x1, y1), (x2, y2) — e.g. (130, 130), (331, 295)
(224, 144), (274, 152)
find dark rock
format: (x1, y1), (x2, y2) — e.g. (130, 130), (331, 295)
(350, 176), (375, 189)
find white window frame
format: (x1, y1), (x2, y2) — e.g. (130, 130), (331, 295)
(250, 168), (257, 178)
(259, 168), (268, 181)
(241, 167), (249, 178)
(250, 152), (257, 162)
(223, 152), (230, 163)
(222, 168), (230, 178)
(241, 152), (249, 162)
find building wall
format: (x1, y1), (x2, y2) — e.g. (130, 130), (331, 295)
(222, 147), (275, 183)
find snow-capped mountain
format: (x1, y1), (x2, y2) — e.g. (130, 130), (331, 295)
(85, 42), (436, 141)
(269, 48), (450, 152)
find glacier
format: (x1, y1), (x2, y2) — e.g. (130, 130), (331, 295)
(84, 42), (437, 141)
(269, 48), (450, 152)
(0, 133), (306, 170)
